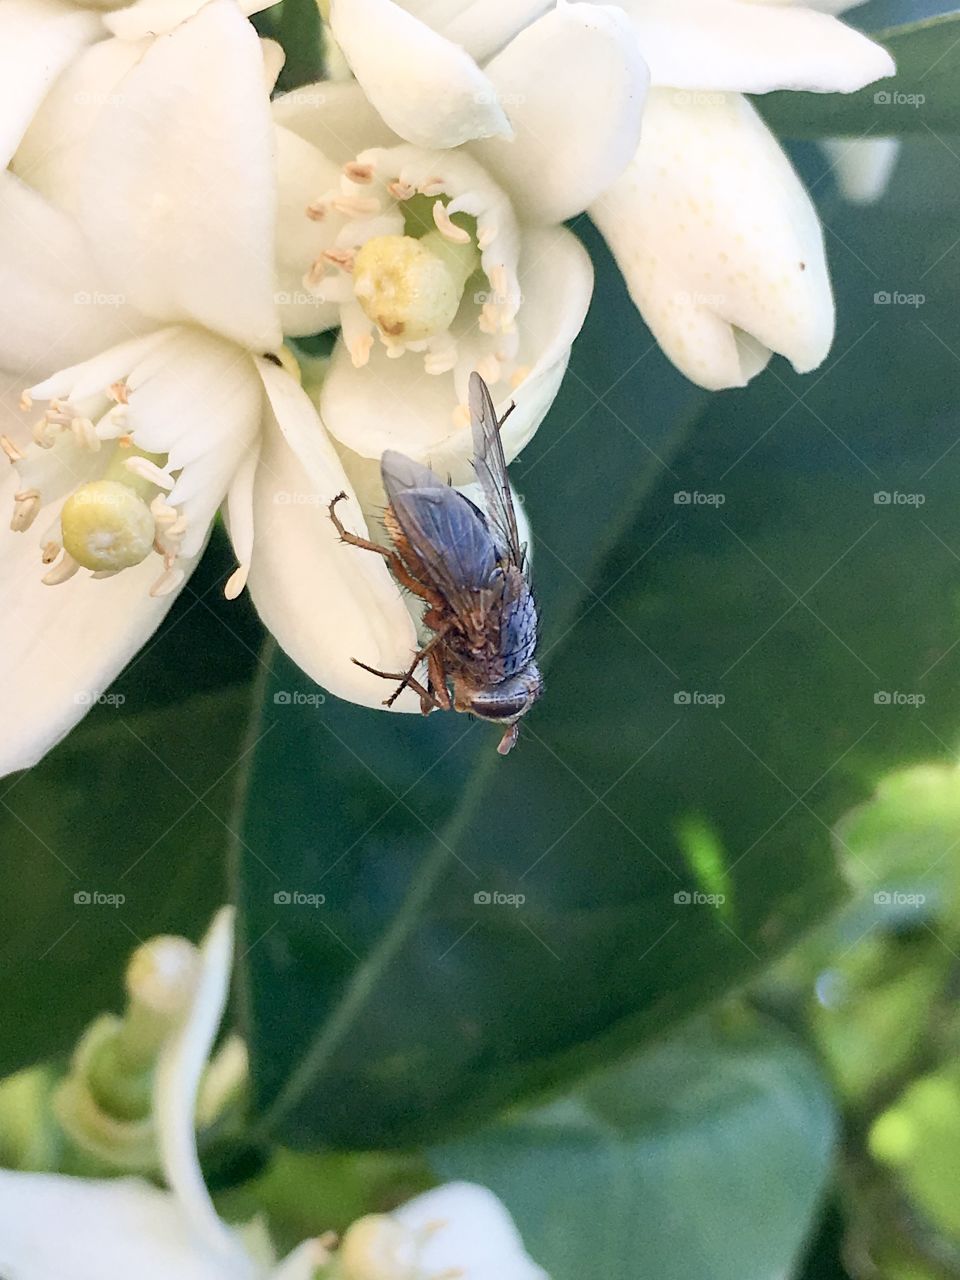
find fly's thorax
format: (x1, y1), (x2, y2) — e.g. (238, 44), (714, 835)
(456, 663), (543, 724)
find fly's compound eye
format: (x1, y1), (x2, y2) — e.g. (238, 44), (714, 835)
(469, 665), (543, 724)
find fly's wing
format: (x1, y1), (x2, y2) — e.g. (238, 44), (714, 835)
(381, 448), (499, 612)
(468, 371), (525, 570)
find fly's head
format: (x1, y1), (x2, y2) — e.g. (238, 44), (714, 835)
(454, 663), (543, 756)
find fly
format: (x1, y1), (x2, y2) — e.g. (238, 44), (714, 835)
(328, 371), (542, 755)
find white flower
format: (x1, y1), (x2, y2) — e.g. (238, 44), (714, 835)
(1, 0), (641, 775)
(0, 0), (422, 776)
(339, 0), (895, 389)
(271, 0), (646, 471)
(0, 908), (548, 1280)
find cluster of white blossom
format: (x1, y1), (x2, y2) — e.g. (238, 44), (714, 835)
(0, 0), (892, 777)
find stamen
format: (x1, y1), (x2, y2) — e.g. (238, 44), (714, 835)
(322, 247), (357, 273)
(432, 201), (471, 245)
(331, 194), (381, 218)
(42, 551), (80, 586)
(41, 540), (61, 565)
(476, 355), (502, 385)
(11, 489), (41, 532)
(452, 402), (471, 429)
(150, 495), (178, 525)
(479, 304), (500, 335)
(0, 435), (24, 462)
(418, 177), (446, 197)
(343, 160), (374, 184)
(306, 201), (327, 221)
(387, 179), (415, 201)
(510, 364), (532, 389)
(71, 417), (100, 452)
(476, 223), (497, 251)
(224, 564), (248, 600)
(149, 566), (184, 598)
(107, 380), (129, 405)
(350, 334), (374, 368)
(124, 456), (174, 490)
(19, 390), (33, 411)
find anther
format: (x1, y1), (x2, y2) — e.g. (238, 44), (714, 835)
(331, 194), (381, 218)
(150, 566), (184, 598)
(387, 179), (415, 201)
(432, 201), (471, 245)
(124, 456), (174, 490)
(1, 435), (24, 462)
(343, 161), (374, 184)
(11, 489), (41, 532)
(42, 551), (80, 586)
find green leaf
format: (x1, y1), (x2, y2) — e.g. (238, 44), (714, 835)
(0, 533), (262, 1075)
(236, 149), (960, 1149)
(759, 13), (960, 138)
(431, 1017), (837, 1280)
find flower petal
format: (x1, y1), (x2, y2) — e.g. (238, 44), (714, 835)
(821, 136), (900, 205)
(615, 0), (894, 93)
(271, 81), (398, 167)
(0, 0), (101, 170)
(321, 225), (592, 479)
(274, 126), (341, 338)
(0, 1173), (246, 1280)
(247, 358), (420, 709)
(79, 0), (281, 351)
(0, 172), (151, 377)
(472, 2), (648, 224)
(397, 0), (553, 62)
(12, 35), (148, 218)
(154, 908), (254, 1273)
(589, 90), (834, 390)
(395, 1183), (547, 1280)
(329, 0), (513, 148)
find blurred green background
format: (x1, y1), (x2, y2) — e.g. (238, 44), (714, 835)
(5, 2), (960, 1276)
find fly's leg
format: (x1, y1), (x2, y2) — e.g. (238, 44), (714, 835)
(352, 621), (454, 713)
(498, 401), (517, 430)
(351, 657), (441, 713)
(427, 646), (453, 712)
(329, 492), (441, 607)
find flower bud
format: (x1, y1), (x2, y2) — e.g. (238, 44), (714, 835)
(338, 1214), (419, 1280)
